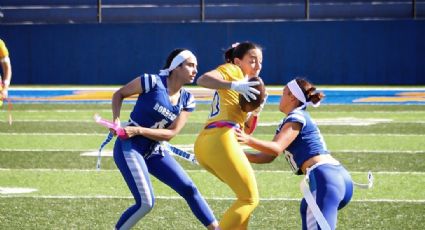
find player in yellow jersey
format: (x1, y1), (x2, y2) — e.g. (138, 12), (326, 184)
(0, 39), (12, 104)
(194, 42), (265, 230)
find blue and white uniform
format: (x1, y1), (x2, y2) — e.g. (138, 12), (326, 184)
(278, 107), (353, 230)
(114, 73), (216, 229)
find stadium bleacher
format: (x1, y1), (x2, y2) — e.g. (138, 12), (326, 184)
(0, 1), (424, 24)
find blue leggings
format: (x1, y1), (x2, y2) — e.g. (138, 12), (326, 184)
(300, 164), (353, 230)
(114, 139), (216, 230)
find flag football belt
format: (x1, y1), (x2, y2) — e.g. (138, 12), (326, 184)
(300, 160), (374, 230)
(301, 160), (342, 230)
(204, 121), (240, 130)
(129, 118), (198, 164)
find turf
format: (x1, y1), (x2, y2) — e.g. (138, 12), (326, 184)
(1, 102), (424, 229)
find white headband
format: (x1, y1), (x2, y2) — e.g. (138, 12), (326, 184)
(287, 79), (320, 108)
(159, 50), (196, 76)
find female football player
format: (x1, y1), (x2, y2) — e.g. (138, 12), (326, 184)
(111, 48), (219, 230)
(0, 39), (12, 102)
(194, 41), (265, 229)
(236, 78), (354, 230)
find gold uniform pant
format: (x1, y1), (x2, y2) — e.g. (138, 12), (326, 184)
(194, 127), (259, 230)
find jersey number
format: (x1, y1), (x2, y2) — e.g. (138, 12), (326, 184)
(151, 119), (168, 129)
(209, 91), (220, 118)
(284, 151), (301, 175)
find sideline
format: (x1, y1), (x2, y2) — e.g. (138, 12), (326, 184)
(7, 86), (425, 104)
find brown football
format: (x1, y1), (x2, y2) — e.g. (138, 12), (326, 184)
(239, 77), (266, 112)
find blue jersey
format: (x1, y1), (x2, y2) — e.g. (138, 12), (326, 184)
(113, 73), (217, 229)
(129, 73), (195, 153)
(276, 108), (328, 174)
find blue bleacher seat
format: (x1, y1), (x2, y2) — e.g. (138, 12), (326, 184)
(0, 0), (95, 6)
(206, 4), (305, 21)
(102, 0), (199, 4)
(309, 0), (412, 2)
(102, 6), (199, 23)
(0, 0), (423, 24)
(417, 2), (425, 18)
(310, 2), (413, 19)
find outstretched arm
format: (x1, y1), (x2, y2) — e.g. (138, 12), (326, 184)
(245, 151), (277, 164)
(236, 122), (301, 162)
(197, 70), (260, 102)
(196, 70), (231, 89)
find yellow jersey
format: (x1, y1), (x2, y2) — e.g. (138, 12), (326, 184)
(0, 39), (9, 60)
(206, 63), (248, 126)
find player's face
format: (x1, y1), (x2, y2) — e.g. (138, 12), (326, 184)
(279, 86), (291, 113)
(235, 48), (262, 78)
(178, 57), (198, 84)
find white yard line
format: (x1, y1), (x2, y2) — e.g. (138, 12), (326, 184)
(1, 132), (424, 137)
(335, 150), (425, 154)
(0, 194), (424, 203)
(1, 148), (424, 154)
(1, 133), (107, 136)
(10, 86), (425, 91)
(309, 133), (425, 137)
(0, 168), (424, 175)
(7, 110), (425, 114)
(263, 111), (425, 114)
(0, 168), (118, 172)
(1, 120), (97, 122)
(0, 149), (100, 152)
(3, 118), (424, 125)
(12, 110), (121, 113)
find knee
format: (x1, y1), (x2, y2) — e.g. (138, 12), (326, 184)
(250, 194), (260, 208)
(135, 195), (155, 214)
(251, 189), (260, 206)
(176, 181), (199, 198)
(240, 193), (260, 209)
(146, 197), (155, 211)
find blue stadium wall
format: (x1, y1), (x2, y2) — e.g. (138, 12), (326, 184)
(1, 20), (424, 85)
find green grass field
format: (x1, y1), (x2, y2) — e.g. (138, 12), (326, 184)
(1, 102), (425, 229)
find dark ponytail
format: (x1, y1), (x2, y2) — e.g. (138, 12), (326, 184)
(296, 78), (325, 105)
(224, 42), (261, 64)
(224, 46), (236, 63)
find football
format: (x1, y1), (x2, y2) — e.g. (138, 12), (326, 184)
(239, 76), (266, 112)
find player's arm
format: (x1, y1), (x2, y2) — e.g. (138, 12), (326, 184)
(244, 114), (258, 135)
(124, 110), (191, 141)
(196, 70), (231, 89)
(244, 93), (267, 134)
(236, 122), (301, 161)
(112, 76), (143, 124)
(245, 151), (277, 164)
(0, 56), (12, 98)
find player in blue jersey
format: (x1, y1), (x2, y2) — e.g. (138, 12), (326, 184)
(111, 49), (219, 230)
(236, 78), (353, 230)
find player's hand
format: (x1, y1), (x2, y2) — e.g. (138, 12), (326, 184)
(251, 93), (268, 116)
(109, 118), (121, 136)
(123, 126), (139, 138)
(230, 80), (260, 102)
(0, 88), (8, 99)
(234, 128), (250, 144)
